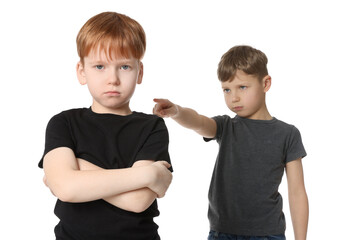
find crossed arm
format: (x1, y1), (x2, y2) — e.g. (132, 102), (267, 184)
(43, 147), (172, 213)
(77, 158), (159, 213)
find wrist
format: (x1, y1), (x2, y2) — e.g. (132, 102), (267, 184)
(171, 104), (180, 119)
(140, 165), (157, 189)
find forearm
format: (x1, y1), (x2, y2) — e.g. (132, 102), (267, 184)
(44, 148), (171, 204)
(172, 105), (202, 130)
(77, 159), (159, 212)
(286, 159), (309, 240)
(173, 105), (216, 138)
(44, 148), (153, 202)
(289, 191), (309, 240)
(104, 187), (157, 213)
(48, 166), (152, 203)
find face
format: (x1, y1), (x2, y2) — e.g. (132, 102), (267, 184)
(77, 49), (143, 115)
(222, 70), (271, 120)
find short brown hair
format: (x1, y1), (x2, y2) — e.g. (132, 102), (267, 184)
(217, 45), (268, 82)
(76, 12), (146, 64)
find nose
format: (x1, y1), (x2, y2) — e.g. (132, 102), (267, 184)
(231, 93), (240, 103)
(108, 69), (120, 86)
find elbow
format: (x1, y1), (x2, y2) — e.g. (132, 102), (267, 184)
(115, 201), (150, 213)
(51, 183), (79, 203)
(126, 193), (155, 213)
(56, 191), (74, 203)
(129, 202), (152, 213)
(106, 190), (155, 213)
(45, 173), (82, 202)
(289, 189), (309, 207)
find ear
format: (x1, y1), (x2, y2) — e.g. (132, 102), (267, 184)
(137, 61), (144, 85)
(76, 61), (87, 85)
(262, 75), (271, 93)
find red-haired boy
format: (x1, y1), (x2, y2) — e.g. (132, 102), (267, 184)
(39, 12), (172, 240)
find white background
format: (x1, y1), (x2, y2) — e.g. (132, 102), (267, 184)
(1, 0), (345, 239)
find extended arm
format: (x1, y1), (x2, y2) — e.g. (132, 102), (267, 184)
(77, 159), (159, 213)
(43, 147), (172, 203)
(286, 158), (309, 240)
(153, 98), (217, 138)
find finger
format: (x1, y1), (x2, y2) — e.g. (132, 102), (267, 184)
(153, 108), (165, 118)
(155, 104), (165, 113)
(153, 103), (163, 113)
(158, 160), (171, 169)
(159, 110), (167, 117)
(153, 98), (170, 107)
(153, 98), (165, 103)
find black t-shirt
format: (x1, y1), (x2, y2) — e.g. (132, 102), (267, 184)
(205, 115), (306, 236)
(39, 108), (171, 240)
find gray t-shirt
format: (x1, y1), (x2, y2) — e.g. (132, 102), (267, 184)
(204, 115), (306, 236)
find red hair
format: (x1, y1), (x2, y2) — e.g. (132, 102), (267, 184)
(76, 12), (146, 64)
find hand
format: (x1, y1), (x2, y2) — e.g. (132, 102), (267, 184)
(153, 98), (179, 118)
(148, 161), (173, 198)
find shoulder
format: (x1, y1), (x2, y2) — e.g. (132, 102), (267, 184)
(127, 112), (169, 135)
(274, 118), (301, 135)
(132, 111), (166, 125)
(205, 114), (232, 141)
(212, 114), (232, 124)
(133, 111), (162, 120)
(274, 118), (305, 149)
(50, 108), (88, 120)
(212, 115), (242, 131)
(275, 119), (306, 162)
(46, 108), (88, 128)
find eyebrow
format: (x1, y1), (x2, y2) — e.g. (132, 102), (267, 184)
(87, 60), (105, 65)
(117, 59), (134, 65)
(221, 81), (250, 88)
(87, 59), (135, 65)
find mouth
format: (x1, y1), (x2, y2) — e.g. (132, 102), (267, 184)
(105, 91), (121, 96)
(233, 106), (243, 111)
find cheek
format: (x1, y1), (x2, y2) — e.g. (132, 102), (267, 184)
(86, 78), (103, 95)
(224, 95), (232, 108)
(124, 73), (140, 87)
(246, 91), (263, 105)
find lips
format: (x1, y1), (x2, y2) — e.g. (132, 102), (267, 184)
(105, 91), (120, 96)
(233, 106), (243, 111)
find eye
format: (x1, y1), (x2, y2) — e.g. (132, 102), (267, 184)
(121, 65), (130, 70)
(240, 86), (247, 90)
(223, 89), (231, 93)
(95, 65), (104, 70)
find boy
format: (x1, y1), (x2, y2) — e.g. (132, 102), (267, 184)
(39, 12), (172, 240)
(153, 45), (308, 239)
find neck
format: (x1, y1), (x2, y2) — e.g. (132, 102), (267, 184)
(247, 105), (272, 120)
(91, 102), (132, 116)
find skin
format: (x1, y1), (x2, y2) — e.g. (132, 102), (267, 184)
(76, 48), (143, 115)
(43, 48), (173, 213)
(153, 70), (308, 239)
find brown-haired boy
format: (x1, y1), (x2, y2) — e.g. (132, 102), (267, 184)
(39, 12), (172, 240)
(153, 45), (308, 239)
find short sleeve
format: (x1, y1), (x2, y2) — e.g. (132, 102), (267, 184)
(285, 126), (307, 164)
(204, 115), (227, 142)
(135, 118), (172, 170)
(38, 113), (75, 168)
